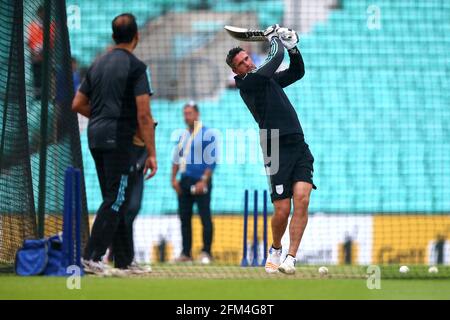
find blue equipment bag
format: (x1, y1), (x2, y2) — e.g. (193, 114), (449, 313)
(44, 235), (67, 276)
(15, 239), (48, 276)
(15, 235), (67, 276)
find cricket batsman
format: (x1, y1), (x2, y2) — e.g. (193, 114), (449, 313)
(226, 25), (316, 274)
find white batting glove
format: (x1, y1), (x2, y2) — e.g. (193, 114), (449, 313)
(278, 28), (299, 50)
(263, 24), (281, 42)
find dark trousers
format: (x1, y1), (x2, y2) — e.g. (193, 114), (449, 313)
(178, 176), (213, 257)
(111, 146), (145, 268)
(84, 146), (144, 268)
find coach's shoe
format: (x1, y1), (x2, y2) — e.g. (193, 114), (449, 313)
(265, 246), (282, 274)
(82, 259), (112, 276)
(126, 261), (152, 275)
(278, 255), (296, 275)
(109, 268), (130, 277)
(175, 254), (193, 264)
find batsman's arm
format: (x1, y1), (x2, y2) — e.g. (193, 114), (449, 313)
(273, 47), (305, 87)
(252, 37), (285, 78)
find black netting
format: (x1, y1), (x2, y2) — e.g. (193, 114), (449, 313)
(0, 0), (89, 268)
(0, 0), (36, 268)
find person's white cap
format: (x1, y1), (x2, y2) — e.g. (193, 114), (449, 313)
(186, 100), (196, 107)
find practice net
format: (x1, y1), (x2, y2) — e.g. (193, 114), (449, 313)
(1, 0), (449, 279)
(0, 0), (89, 271)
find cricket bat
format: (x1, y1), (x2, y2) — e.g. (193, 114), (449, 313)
(224, 25), (266, 42)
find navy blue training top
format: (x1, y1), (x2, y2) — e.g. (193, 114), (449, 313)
(80, 48), (153, 150)
(235, 38), (305, 140)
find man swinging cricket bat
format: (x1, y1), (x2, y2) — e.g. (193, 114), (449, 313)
(225, 25), (317, 274)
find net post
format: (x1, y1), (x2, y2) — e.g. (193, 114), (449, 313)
(241, 189), (249, 267)
(63, 167), (74, 268)
(261, 189), (268, 266)
(252, 190), (258, 266)
(74, 168), (82, 270)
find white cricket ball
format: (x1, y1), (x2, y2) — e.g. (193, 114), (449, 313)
(318, 266), (329, 275)
(399, 265), (409, 274)
(428, 266), (439, 274)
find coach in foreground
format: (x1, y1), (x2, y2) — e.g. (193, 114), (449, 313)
(226, 25), (316, 274)
(72, 13), (157, 275)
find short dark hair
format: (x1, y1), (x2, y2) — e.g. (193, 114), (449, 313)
(184, 101), (199, 113)
(112, 13), (138, 44)
(226, 47), (244, 68)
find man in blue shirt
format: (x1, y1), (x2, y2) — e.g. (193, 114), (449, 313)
(171, 102), (218, 264)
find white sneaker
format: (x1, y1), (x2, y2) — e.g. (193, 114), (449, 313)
(109, 268), (129, 277)
(199, 252), (212, 265)
(126, 261), (152, 275)
(278, 255), (296, 275)
(81, 259), (112, 275)
(265, 246), (282, 274)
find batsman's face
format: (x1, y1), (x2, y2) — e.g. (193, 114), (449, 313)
(232, 51), (256, 76)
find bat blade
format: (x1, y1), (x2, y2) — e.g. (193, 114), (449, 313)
(224, 25), (266, 42)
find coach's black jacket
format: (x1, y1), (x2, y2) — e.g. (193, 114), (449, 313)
(235, 37), (305, 139)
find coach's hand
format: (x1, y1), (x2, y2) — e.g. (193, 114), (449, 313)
(193, 181), (207, 195)
(263, 24), (280, 42)
(144, 156), (157, 180)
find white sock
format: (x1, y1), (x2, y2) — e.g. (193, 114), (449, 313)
(285, 255), (296, 265)
(271, 245), (282, 252)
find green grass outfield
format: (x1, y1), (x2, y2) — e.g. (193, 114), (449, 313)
(1, 266), (450, 299)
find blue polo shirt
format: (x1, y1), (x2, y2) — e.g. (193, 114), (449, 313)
(172, 125), (218, 180)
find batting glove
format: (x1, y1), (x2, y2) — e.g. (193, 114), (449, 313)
(278, 28), (299, 50)
(263, 24), (281, 42)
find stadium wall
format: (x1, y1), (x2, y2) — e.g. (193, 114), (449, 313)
(87, 214), (450, 266)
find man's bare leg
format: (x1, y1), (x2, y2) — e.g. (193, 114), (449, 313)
(271, 198), (291, 248)
(288, 181), (312, 256)
(279, 181), (312, 274)
(265, 197), (291, 273)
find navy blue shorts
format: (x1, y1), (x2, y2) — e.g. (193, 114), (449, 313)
(264, 135), (316, 202)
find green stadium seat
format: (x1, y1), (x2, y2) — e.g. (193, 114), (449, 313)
(71, 0), (449, 214)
